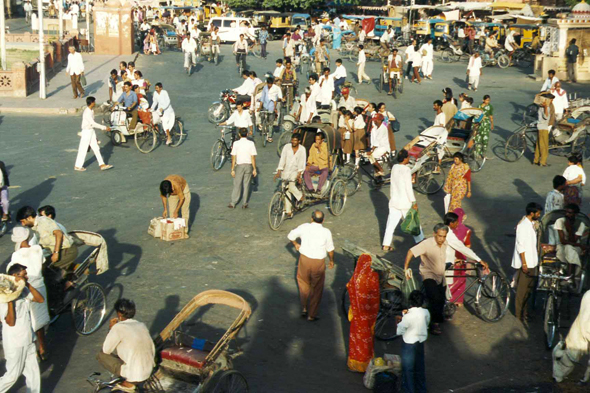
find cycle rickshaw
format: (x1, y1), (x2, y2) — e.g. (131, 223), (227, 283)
(340, 241), (510, 341)
(378, 57), (404, 98)
(88, 290), (251, 393)
(268, 123), (349, 230)
(536, 210), (590, 349)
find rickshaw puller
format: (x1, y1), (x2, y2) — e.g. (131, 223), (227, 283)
(555, 204), (587, 286)
(367, 114), (390, 177)
(276, 134), (306, 217)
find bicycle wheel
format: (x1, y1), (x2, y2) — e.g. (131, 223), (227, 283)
(440, 48), (453, 63)
(522, 104), (539, 125)
(391, 78), (397, 99)
(497, 54), (510, 69)
(71, 282), (107, 336)
(375, 289), (403, 341)
(544, 295), (560, 349)
(252, 43), (261, 58)
(209, 370), (249, 393)
(134, 125), (157, 154)
(467, 147), (486, 172)
(268, 191), (286, 231)
(415, 161), (445, 195)
(329, 178), (347, 216)
(339, 162), (361, 196)
(169, 119), (184, 147)
(475, 271), (510, 323)
(504, 131), (527, 162)
(277, 130), (293, 157)
(208, 103), (229, 124)
(210, 140), (227, 171)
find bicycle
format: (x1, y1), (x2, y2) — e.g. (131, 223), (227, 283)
(210, 125), (237, 171)
(259, 110), (275, 148)
(136, 116), (184, 154)
(235, 51), (247, 74)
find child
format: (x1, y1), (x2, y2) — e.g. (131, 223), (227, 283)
(396, 290), (430, 393)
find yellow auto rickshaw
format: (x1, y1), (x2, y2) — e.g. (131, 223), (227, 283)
(252, 10), (280, 28)
(507, 23), (541, 48)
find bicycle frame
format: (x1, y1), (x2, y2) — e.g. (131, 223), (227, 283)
(445, 263), (482, 304)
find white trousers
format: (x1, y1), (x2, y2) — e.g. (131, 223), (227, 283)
(357, 63), (370, 83)
(0, 343), (41, 393)
(285, 181), (303, 214)
(382, 206), (425, 247)
(556, 244), (582, 267)
(75, 128), (105, 168)
(421, 59), (433, 77)
(468, 74), (480, 89)
(444, 193), (451, 213)
(184, 51), (196, 68)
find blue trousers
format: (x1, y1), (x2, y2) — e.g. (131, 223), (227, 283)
(401, 341), (427, 393)
(334, 77), (346, 96)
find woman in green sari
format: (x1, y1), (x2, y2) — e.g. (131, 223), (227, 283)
(475, 95), (494, 157)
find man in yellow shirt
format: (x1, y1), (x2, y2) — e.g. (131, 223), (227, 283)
(304, 133), (330, 192)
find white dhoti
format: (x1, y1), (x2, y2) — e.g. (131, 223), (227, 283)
(283, 175), (303, 214)
(161, 108), (176, 131)
(468, 74), (480, 89)
(382, 206), (425, 246)
(421, 58), (433, 77)
(557, 244), (582, 267)
(0, 343), (41, 393)
(75, 128), (105, 168)
(30, 285), (49, 332)
(184, 51), (196, 68)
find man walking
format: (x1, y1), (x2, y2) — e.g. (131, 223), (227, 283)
(75, 97), (113, 172)
(24, 1), (33, 23)
(0, 264), (45, 393)
(512, 203), (542, 325)
(466, 52), (482, 92)
(275, 134), (306, 218)
(259, 26), (269, 59)
(533, 94), (554, 167)
(66, 46), (85, 99)
(357, 45), (370, 84)
(419, 38), (434, 80)
(229, 128), (257, 209)
(288, 210), (335, 321)
(160, 175), (191, 237)
(566, 39), (579, 83)
(382, 149), (424, 251)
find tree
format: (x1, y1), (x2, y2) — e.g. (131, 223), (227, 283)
(566, 0), (582, 6)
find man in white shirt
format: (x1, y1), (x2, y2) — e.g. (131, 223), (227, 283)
(273, 59), (285, 79)
(433, 100), (445, 127)
(75, 97), (113, 172)
(275, 134), (306, 216)
(65, 46), (85, 99)
(297, 87), (316, 124)
(24, 1), (33, 23)
(387, 48), (402, 95)
(220, 102), (253, 136)
(466, 52), (482, 91)
(555, 204), (586, 284)
(367, 114), (390, 177)
(0, 264), (45, 393)
(283, 34), (296, 61)
(541, 69), (559, 92)
(380, 27), (391, 50)
(190, 25), (200, 41)
(288, 210), (335, 321)
(233, 34), (248, 68)
(512, 202), (542, 324)
(405, 39), (416, 80)
(419, 38), (434, 80)
(505, 30), (517, 63)
(357, 44), (370, 84)
(318, 68), (334, 109)
(551, 81), (569, 120)
(308, 74), (321, 110)
(181, 36), (198, 73)
(97, 299), (155, 392)
(150, 83), (176, 145)
(258, 77), (282, 142)
(337, 87), (355, 112)
(211, 27), (221, 62)
(358, 28), (366, 44)
(233, 70), (255, 105)
(382, 149), (424, 251)
(331, 58), (347, 96)
(229, 128), (257, 209)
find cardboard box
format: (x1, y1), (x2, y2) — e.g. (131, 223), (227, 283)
(161, 221), (186, 242)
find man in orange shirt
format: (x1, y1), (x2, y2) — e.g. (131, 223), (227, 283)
(159, 175), (191, 236)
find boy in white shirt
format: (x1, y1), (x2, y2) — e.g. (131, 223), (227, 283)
(273, 59), (285, 79)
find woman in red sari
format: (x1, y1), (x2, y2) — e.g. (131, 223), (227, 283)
(347, 254), (380, 372)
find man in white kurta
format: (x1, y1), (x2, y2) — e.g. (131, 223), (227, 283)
(382, 149), (424, 250)
(419, 38), (434, 79)
(541, 70), (559, 92)
(151, 83), (176, 145)
(276, 134), (307, 215)
(75, 97), (113, 171)
(318, 69), (334, 108)
(512, 203), (541, 322)
(467, 52), (482, 91)
(298, 88), (317, 124)
(551, 82), (569, 120)
(65, 46), (85, 98)
(181, 36), (198, 71)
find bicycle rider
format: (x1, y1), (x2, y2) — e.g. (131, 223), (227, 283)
(181, 34), (197, 73)
(219, 102), (253, 137)
(233, 34), (248, 70)
(258, 76), (283, 143)
(387, 48), (403, 96)
(366, 114), (390, 178)
(275, 133), (306, 218)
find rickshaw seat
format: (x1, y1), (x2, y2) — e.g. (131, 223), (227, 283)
(160, 345), (208, 369)
(408, 145), (424, 158)
(449, 129), (470, 140)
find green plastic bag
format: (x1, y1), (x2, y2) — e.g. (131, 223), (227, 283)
(400, 208), (421, 236)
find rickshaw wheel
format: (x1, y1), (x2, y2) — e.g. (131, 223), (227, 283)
(339, 162), (361, 196)
(497, 54), (510, 69)
(375, 289), (403, 341)
(379, 73), (384, 93)
(329, 179), (347, 216)
(268, 191), (286, 231)
(211, 140), (227, 171)
(440, 48), (453, 63)
(169, 119), (185, 148)
(111, 131), (123, 146)
(134, 125), (157, 154)
(207, 370), (249, 393)
(398, 78), (404, 94)
(72, 282), (107, 336)
(475, 271), (510, 323)
(415, 161), (445, 195)
(276, 130), (293, 157)
(504, 131), (527, 162)
(543, 295), (560, 349)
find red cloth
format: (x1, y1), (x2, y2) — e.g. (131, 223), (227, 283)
(464, 169), (471, 182)
(347, 254), (380, 372)
(450, 230), (471, 304)
(362, 17), (375, 35)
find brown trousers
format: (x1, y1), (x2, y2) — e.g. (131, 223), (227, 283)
(97, 351), (123, 376)
(296, 254), (326, 318)
(70, 74), (85, 97)
(533, 129), (549, 165)
(167, 185), (191, 234)
(52, 244), (79, 271)
(514, 267), (537, 320)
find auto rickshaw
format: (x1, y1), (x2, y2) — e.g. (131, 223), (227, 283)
(269, 12), (296, 39)
(292, 13), (311, 29)
(416, 18), (444, 43)
(252, 10), (280, 28)
(203, 4), (222, 22)
(434, 20), (453, 49)
(507, 23), (541, 48)
(468, 22), (506, 47)
(374, 16), (404, 38)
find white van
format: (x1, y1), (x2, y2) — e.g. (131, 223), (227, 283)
(207, 17), (258, 43)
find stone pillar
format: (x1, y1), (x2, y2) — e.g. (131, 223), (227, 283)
(12, 62), (27, 97)
(93, 0), (134, 55)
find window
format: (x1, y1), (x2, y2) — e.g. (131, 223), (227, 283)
(211, 19), (221, 28)
(223, 20), (233, 28)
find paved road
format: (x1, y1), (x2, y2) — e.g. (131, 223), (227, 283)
(0, 38), (588, 393)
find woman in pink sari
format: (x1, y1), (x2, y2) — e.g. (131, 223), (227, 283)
(448, 208), (471, 305)
(347, 254), (380, 372)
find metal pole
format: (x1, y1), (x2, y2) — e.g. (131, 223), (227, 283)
(59, 0), (63, 39)
(38, 0), (46, 99)
(0, 0), (6, 71)
(86, 0), (89, 40)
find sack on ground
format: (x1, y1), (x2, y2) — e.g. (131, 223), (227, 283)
(373, 372), (398, 393)
(363, 358), (396, 389)
(401, 208), (421, 236)
(148, 217), (163, 238)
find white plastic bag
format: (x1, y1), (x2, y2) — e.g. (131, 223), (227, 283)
(363, 358), (396, 389)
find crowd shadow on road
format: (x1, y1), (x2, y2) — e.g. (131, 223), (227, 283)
(98, 228), (143, 277)
(10, 177), (56, 210)
(453, 76), (468, 90)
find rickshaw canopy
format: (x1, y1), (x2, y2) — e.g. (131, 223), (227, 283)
(540, 210), (590, 242)
(454, 108), (485, 123)
(294, 123), (342, 153)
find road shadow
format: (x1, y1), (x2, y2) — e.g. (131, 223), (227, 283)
(150, 294), (181, 337)
(10, 177), (57, 211)
(98, 228), (143, 277)
(368, 187), (389, 242)
(188, 192), (200, 232)
(453, 76), (468, 90)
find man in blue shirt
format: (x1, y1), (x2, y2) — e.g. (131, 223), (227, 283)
(259, 25), (269, 59)
(117, 81), (139, 131)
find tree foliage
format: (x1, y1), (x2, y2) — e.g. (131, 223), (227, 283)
(224, 0), (363, 11)
(566, 0), (582, 6)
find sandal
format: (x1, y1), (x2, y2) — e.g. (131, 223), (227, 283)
(307, 316), (320, 322)
(382, 246), (393, 252)
(100, 165), (114, 171)
(74, 167), (86, 172)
